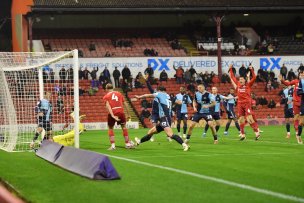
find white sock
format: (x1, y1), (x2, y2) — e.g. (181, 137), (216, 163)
(111, 143), (115, 148)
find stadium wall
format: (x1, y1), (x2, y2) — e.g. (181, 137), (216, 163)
(48, 55), (304, 79)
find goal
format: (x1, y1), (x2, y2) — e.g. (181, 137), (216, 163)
(0, 50), (79, 152)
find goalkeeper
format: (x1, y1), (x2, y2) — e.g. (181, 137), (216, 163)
(53, 110), (86, 146)
(30, 92), (53, 148)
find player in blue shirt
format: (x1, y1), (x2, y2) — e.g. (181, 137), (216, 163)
(282, 85), (294, 138)
(30, 92), (53, 148)
(133, 86), (189, 151)
(185, 84), (219, 144)
(175, 87), (192, 138)
(223, 88), (241, 135)
(203, 87), (235, 136)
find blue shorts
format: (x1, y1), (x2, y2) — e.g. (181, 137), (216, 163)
(191, 113), (213, 123)
(38, 121), (52, 131)
(176, 112), (188, 120)
(285, 108), (294, 118)
(212, 112), (221, 120)
(226, 110), (236, 119)
(156, 117), (172, 132)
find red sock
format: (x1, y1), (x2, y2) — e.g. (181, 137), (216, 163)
(295, 120), (299, 132)
(108, 129), (115, 144)
(240, 123), (245, 134)
(123, 128), (129, 143)
(250, 122), (259, 132)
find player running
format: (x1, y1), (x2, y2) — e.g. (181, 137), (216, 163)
(103, 84), (134, 150)
(279, 74), (300, 138)
(30, 92), (53, 149)
(281, 83), (294, 139)
(229, 65), (260, 140)
(133, 86), (189, 151)
(185, 84), (219, 144)
(175, 87), (192, 138)
(203, 87), (234, 136)
(223, 88), (241, 135)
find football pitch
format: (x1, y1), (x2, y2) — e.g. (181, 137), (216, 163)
(0, 125), (303, 203)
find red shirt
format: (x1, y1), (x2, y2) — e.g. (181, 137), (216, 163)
(103, 91), (125, 114)
(230, 68), (256, 104)
(281, 79), (300, 106)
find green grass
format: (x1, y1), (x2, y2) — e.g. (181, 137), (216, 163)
(0, 125), (304, 203)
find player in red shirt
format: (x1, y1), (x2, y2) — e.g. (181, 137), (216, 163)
(279, 74), (300, 138)
(103, 84), (134, 150)
(229, 65), (260, 140)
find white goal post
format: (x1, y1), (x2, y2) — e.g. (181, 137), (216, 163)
(0, 50), (79, 152)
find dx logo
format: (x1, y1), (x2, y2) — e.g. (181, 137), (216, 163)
(148, 59), (170, 71)
(260, 57), (281, 70)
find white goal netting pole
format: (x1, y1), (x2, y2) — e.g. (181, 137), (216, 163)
(0, 50), (79, 152)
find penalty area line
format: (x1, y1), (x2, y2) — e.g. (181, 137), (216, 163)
(104, 153), (304, 203)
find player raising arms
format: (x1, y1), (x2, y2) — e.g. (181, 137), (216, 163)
(30, 92), (53, 149)
(103, 84), (134, 150)
(185, 84), (219, 144)
(281, 83), (294, 139)
(229, 65), (260, 140)
(133, 86), (189, 151)
(175, 87), (192, 138)
(203, 87), (234, 136)
(223, 88), (241, 135)
(279, 74), (300, 138)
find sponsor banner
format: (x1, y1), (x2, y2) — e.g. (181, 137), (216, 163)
(48, 56), (304, 80)
(0, 122), (139, 132)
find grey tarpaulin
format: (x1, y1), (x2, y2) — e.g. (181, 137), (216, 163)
(36, 140), (120, 180)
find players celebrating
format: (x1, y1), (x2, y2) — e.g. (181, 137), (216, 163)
(30, 92), (53, 148)
(103, 84), (134, 150)
(133, 86), (189, 151)
(175, 87), (192, 138)
(229, 65), (260, 140)
(185, 84), (219, 144)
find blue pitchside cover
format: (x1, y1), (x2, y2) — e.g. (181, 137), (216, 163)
(36, 140), (120, 180)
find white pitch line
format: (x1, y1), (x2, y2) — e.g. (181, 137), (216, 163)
(121, 152), (302, 159)
(104, 153), (304, 203)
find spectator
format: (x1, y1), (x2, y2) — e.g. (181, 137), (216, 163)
(159, 70), (168, 83)
(83, 67), (90, 80)
(79, 49), (84, 57)
(140, 108), (151, 123)
(269, 70), (275, 82)
(49, 68), (55, 83)
(144, 65), (154, 78)
(56, 96), (64, 114)
(112, 67), (121, 88)
(90, 67), (99, 80)
(251, 93), (257, 110)
(187, 82), (196, 94)
(239, 64), (247, 78)
(280, 64), (288, 80)
(67, 65), (73, 82)
(102, 67), (111, 82)
(267, 44), (274, 54)
(79, 68), (84, 80)
(229, 65), (236, 75)
(268, 99), (276, 109)
(89, 41), (96, 51)
(287, 69), (296, 81)
(79, 87), (86, 96)
(141, 98), (150, 109)
(54, 84), (60, 95)
(221, 73), (230, 83)
(259, 96), (268, 106)
(134, 72), (144, 88)
(122, 65), (131, 82)
(169, 93), (176, 113)
(184, 69), (191, 84)
(59, 85), (67, 96)
(174, 66), (184, 84)
(104, 51), (111, 57)
(195, 73), (202, 84)
(189, 65), (197, 80)
(42, 69), (48, 83)
(265, 81), (273, 92)
(88, 87), (97, 96)
(298, 63), (304, 73)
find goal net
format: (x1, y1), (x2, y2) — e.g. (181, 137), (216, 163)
(0, 50), (79, 152)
